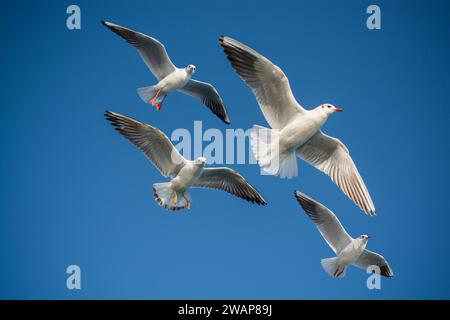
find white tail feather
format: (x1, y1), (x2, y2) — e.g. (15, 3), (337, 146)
(250, 125), (297, 179)
(137, 85), (157, 104)
(321, 257), (347, 278)
(152, 182), (191, 211)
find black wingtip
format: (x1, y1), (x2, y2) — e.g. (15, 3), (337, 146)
(294, 190), (305, 202)
(101, 20), (108, 27)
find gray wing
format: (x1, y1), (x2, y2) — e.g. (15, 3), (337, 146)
(354, 249), (394, 277)
(105, 111), (186, 177)
(294, 191), (352, 254)
(102, 21), (176, 80)
(220, 36), (305, 129)
(178, 79), (230, 124)
(192, 168), (266, 205)
(297, 131), (376, 215)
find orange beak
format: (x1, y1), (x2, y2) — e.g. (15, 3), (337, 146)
(334, 108), (344, 112)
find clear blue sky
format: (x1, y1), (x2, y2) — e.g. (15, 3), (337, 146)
(1, 0), (449, 299)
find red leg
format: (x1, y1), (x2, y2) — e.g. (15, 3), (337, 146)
(156, 95), (167, 111)
(151, 89), (161, 106)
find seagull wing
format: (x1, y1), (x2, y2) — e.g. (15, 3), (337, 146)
(192, 168), (267, 205)
(178, 79), (230, 124)
(105, 111), (186, 178)
(297, 131), (376, 215)
(220, 36), (305, 129)
(102, 21), (176, 80)
(294, 191), (353, 254)
(354, 249), (394, 277)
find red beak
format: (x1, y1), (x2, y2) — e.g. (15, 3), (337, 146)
(334, 108), (344, 112)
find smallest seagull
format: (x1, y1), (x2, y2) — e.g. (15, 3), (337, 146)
(294, 191), (393, 278)
(105, 111), (266, 211)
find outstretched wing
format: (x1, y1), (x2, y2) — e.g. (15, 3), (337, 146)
(105, 111), (186, 177)
(178, 79), (230, 124)
(192, 168), (266, 205)
(294, 191), (353, 254)
(220, 36), (305, 129)
(297, 131), (376, 215)
(354, 249), (394, 278)
(102, 21), (176, 80)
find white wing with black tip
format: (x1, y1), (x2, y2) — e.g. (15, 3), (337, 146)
(294, 191), (353, 254)
(297, 131), (376, 216)
(178, 79), (230, 124)
(220, 36), (305, 129)
(193, 167), (267, 205)
(354, 249), (394, 277)
(102, 21), (176, 80)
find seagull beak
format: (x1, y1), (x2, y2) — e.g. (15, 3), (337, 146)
(334, 108), (344, 112)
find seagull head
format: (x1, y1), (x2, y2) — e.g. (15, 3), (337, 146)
(194, 156), (207, 166)
(355, 235), (370, 249)
(318, 103), (344, 116)
(186, 64), (197, 74)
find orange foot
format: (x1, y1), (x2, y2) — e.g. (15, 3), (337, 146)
(156, 101), (163, 110)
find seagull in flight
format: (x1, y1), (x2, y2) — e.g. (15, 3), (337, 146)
(295, 191), (393, 278)
(102, 21), (230, 124)
(105, 111), (266, 211)
(220, 36), (376, 215)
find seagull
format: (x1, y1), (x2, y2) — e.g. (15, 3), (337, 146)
(294, 191), (393, 278)
(102, 21), (230, 124)
(220, 36), (376, 215)
(105, 111), (266, 211)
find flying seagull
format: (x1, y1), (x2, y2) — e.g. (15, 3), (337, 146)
(294, 191), (393, 278)
(102, 21), (230, 124)
(220, 36), (375, 215)
(105, 111), (266, 211)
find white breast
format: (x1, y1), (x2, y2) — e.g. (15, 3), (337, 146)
(171, 163), (203, 191)
(279, 111), (327, 153)
(158, 69), (191, 92)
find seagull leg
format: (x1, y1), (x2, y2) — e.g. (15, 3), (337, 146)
(156, 95), (167, 111)
(151, 89), (161, 106)
(182, 192), (190, 209)
(172, 190), (178, 206)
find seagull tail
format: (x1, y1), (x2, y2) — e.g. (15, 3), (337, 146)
(250, 125), (297, 179)
(321, 257), (347, 278)
(153, 182), (191, 212)
(137, 85), (158, 104)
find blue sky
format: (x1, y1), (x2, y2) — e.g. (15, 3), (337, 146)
(1, 0), (450, 299)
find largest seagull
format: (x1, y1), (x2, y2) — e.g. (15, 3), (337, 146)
(220, 36), (376, 215)
(102, 21), (230, 124)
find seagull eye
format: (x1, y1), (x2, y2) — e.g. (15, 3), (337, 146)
(327, 105), (331, 108)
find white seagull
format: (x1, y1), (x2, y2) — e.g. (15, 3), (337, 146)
(105, 111), (266, 211)
(295, 191), (393, 278)
(220, 36), (376, 215)
(102, 21), (230, 124)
